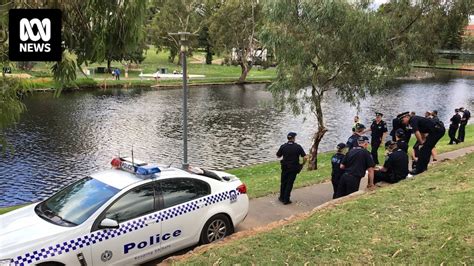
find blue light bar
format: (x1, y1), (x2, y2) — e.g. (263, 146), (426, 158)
(136, 165), (161, 175)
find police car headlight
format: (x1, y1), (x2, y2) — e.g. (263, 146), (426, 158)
(0, 259), (13, 266)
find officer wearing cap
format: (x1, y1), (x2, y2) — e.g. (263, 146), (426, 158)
(276, 132), (307, 205)
(335, 136), (375, 198)
(346, 123), (365, 150)
(374, 141), (409, 184)
(399, 111), (445, 174)
(365, 112), (388, 165)
(331, 143), (346, 199)
(448, 109), (461, 144)
(458, 107), (470, 142)
(395, 128), (408, 153)
(390, 114), (412, 143)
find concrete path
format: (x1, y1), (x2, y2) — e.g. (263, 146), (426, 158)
(236, 145), (474, 232)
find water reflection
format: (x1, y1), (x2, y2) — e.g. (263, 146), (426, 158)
(0, 70), (473, 207)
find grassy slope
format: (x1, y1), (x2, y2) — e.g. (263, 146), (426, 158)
(231, 124), (474, 199)
(177, 151), (474, 265)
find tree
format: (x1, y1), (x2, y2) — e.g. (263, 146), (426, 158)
(149, 0), (206, 64)
(208, 0), (262, 83)
(261, 0), (467, 170)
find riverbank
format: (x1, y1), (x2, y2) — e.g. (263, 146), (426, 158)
(172, 148), (474, 265)
(1, 124), (472, 214)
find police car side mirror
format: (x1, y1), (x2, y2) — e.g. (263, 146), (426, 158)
(99, 218), (119, 229)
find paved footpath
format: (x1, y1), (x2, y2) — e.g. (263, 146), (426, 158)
(236, 145), (474, 232)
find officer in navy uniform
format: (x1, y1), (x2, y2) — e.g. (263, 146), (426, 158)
(390, 115), (412, 143)
(346, 123), (365, 150)
(335, 136), (375, 198)
(276, 132), (306, 205)
(374, 141), (409, 184)
(399, 111), (445, 174)
(448, 109), (462, 144)
(366, 112), (388, 165)
(395, 128), (408, 153)
(331, 143), (346, 199)
(458, 107), (471, 142)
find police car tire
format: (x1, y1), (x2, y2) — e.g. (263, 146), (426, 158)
(200, 214), (232, 244)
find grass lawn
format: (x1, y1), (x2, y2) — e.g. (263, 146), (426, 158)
(230, 124), (473, 199)
(175, 150), (474, 265)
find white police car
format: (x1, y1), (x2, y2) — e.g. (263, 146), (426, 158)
(0, 157), (249, 265)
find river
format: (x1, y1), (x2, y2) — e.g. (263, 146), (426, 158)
(0, 70), (473, 207)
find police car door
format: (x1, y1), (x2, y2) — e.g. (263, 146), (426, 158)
(91, 183), (161, 265)
(155, 178), (211, 256)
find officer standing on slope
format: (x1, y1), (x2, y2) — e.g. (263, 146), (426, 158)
(347, 123), (366, 150)
(399, 111), (445, 175)
(335, 136), (375, 198)
(458, 107), (471, 142)
(277, 132), (307, 205)
(365, 112), (388, 165)
(448, 109), (461, 144)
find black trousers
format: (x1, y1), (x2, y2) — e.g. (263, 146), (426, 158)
(334, 173), (361, 198)
(458, 122), (467, 142)
(331, 176), (339, 199)
(280, 170), (298, 203)
(374, 171), (404, 184)
(448, 125), (459, 144)
(371, 140), (381, 165)
(417, 127), (445, 173)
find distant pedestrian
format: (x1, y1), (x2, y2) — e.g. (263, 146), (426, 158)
(114, 68), (121, 80)
(335, 136), (375, 198)
(347, 123), (366, 150)
(365, 112), (388, 165)
(448, 109), (461, 144)
(331, 143), (347, 199)
(374, 141), (409, 184)
(352, 115), (361, 132)
(276, 132), (307, 205)
(399, 111), (445, 175)
(458, 107), (471, 142)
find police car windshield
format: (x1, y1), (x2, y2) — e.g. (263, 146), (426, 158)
(36, 177), (119, 226)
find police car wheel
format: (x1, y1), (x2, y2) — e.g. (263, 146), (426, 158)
(200, 214), (232, 244)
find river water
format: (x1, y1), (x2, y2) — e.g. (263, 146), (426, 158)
(1, 70), (473, 207)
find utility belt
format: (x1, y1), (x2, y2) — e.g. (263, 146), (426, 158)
(434, 121), (444, 129)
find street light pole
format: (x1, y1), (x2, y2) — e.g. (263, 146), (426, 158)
(169, 32), (194, 170)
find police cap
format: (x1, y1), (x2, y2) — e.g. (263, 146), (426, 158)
(375, 112), (383, 117)
(385, 140), (397, 148)
(459, 107), (465, 111)
(336, 143), (346, 150)
(395, 128), (405, 137)
(396, 111), (410, 120)
(357, 136), (369, 143)
(355, 123), (366, 130)
(287, 132), (297, 138)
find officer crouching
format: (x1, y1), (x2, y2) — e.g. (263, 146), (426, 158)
(276, 132), (307, 205)
(374, 141), (409, 184)
(335, 136), (375, 198)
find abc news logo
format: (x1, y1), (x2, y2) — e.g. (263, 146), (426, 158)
(9, 9), (61, 61)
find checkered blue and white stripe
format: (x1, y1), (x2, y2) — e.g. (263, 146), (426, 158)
(12, 190), (239, 265)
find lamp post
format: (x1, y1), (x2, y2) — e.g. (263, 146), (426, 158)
(169, 32), (195, 170)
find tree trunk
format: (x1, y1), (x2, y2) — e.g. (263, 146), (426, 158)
(107, 60), (111, 72)
(238, 61), (250, 83)
(307, 85), (328, 170)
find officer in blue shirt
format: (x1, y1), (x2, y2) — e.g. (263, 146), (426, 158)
(277, 132), (306, 205)
(335, 136), (375, 198)
(331, 143), (346, 199)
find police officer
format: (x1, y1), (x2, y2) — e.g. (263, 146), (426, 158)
(448, 109), (461, 144)
(346, 123), (365, 150)
(458, 107), (471, 142)
(365, 112), (388, 165)
(399, 111), (445, 175)
(390, 115), (411, 143)
(374, 141), (409, 184)
(276, 132), (306, 205)
(395, 128), (408, 153)
(331, 143), (346, 199)
(335, 136), (375, 198)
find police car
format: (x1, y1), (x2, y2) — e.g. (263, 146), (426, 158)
(0, 157), (249, 265)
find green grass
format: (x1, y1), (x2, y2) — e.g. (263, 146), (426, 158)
(175, 150), (474, 265)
